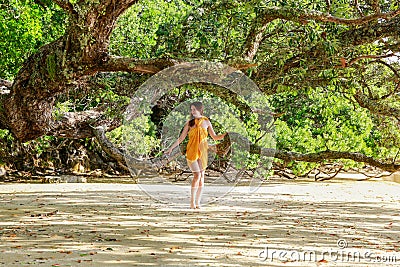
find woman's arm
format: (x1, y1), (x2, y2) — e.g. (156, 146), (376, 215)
(207, 121), (227, 141)
(165, 122), (189, 155)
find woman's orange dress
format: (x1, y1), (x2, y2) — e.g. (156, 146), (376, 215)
(186, 117), (209, 172)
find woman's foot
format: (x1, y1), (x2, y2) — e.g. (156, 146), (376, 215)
(195, 205), (201, 209)
(190, 203), (196, 209)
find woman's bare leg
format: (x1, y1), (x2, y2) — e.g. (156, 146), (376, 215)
(191, 171), (200, 209)
(195, 159), (205, 209)
(195, 170), (205, 209)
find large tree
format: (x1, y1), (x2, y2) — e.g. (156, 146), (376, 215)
(1, 0), (400, 174)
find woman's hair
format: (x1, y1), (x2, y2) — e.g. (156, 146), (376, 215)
(189, 101), (204, 127)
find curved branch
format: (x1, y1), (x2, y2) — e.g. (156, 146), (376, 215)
(63, 117), (400, 174)
(354, 90), (400, 119)
(259, 6), (400, 26)
(67, 0), (140, 64)
(259, 148), (400, 173)
(92, 126), (125, 163)
(369, 59), (400, 79)
(92, 126), (157, 176)
(227, 133), (400, 173)
(348, 53), (396, 66)
(341, 17), (400, 46)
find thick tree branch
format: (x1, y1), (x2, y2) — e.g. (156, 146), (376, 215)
(95, 131), (400, 174)
(354, 90), (400, 119)
(341, 17), (400, 46)
(97, 57), (179, 74)
(369, 59), (400, 80)
(347, 53), (396, 66)
(226, 133), (400, 173)
(259, 6), (400, 26)
(92, 126), (158, 176)
(275, 149), (400, 173)
(67, 0), (139, 64)
(92, 126), (125, 163)
(240, 5), (400, 68)
(242, 17), (274, 62)
(250, 5), (400, 85)
(258, 147), (400, 173)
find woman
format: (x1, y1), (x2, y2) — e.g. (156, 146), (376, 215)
(165, 102), (227, 209)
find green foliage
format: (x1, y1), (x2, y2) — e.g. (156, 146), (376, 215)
(0, 129), (12, 141)
(33, 135), (55, 156)
(369, 116), (400, 160)
(108, 115), (159, 157)
(0, 0), (66, 79)
(110, 0), (194, 58)
(270, 86), (381, 175)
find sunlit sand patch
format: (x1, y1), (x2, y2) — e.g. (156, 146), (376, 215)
(0, 180), (400, 266)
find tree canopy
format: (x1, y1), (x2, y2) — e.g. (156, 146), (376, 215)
(1, 0), (400, 177)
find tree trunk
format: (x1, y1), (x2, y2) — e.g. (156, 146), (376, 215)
(2, 0), (139, 142)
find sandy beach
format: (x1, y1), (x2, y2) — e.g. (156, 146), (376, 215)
(1, 179), (400, 266)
